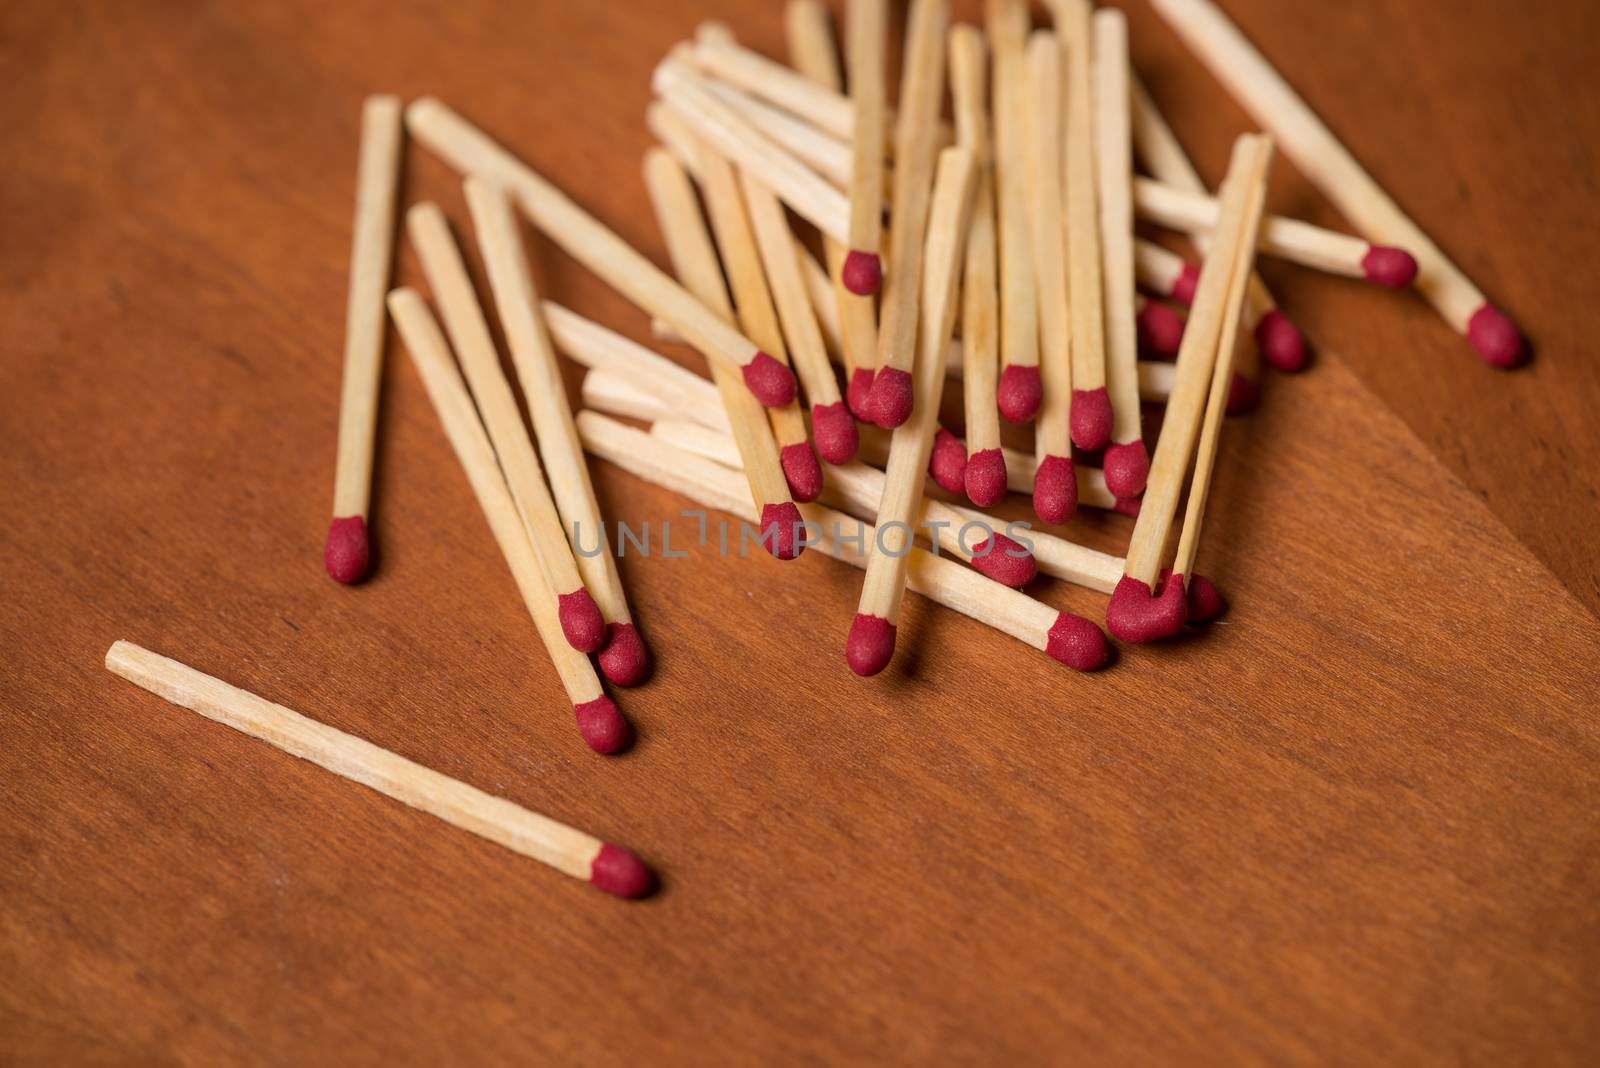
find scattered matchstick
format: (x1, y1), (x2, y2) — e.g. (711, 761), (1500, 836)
(326, 95), (403, 585)
(689, 21), (856, 142)
(405, 98), (797, 409)
(1149, 0), (1524, 367)
(387, 289), (630, 752)
(463, 180), (650, 686)
(1134, 239), (1201, 305)
(700, 79), (853, 188)
(104, 641), (652, 895)
(407, 202), (606, 654)
(842, 0), (886, 296)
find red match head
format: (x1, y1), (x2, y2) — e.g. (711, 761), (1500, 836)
(1360, 245), (1419, 288)
(573, 695), (632, 754)
(1102, 439), (1150, 499)
(779, 442), (823, 503)
(589, 842), (656, 898)
(846, 612), (897, 676)
(971, 531), (1036, 588)
(597, 621), (650, 687)
(810, 402), (859, 465)
(997, 363), (1043, 422)
(324, 515), (370, 585)
(1183, 572), (1226, 623)
(1137, 301), (1186, 359)
(1033, 454), (1077, 525)
(1106, 572), (1188, 643)
(741, 351), (798, 407)
(1070, 388), (1113, 452)
(1046, 612), (1110, 670)
(759, 501), (806, 560)
(929, 428), (967, 493)
(841, 249), (883, 296)
(1254, 309), (1309, 372)
(964, 447), (1008, 507)
(1171, 260), (1201, 305)
(557, 589), (607, 652)
(867, 366), (914, 428)
(1467, 304), (1526, 369)
(1226, 372), (1260, 416)
(846, 367), (877, 421)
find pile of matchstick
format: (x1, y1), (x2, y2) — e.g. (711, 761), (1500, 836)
(107, 0), (1529, 896)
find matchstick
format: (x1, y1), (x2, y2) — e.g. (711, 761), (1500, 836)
(387, 290), (630, 752)
(577, 416), (1109, 671)
(407, 203), (606, 655)
(701, 80), (852, 188)
(947, 26), (1004, 508)
(849, 146), (975, 676)
(689, 22), (856, 142)
(783, 8), (883, 421)
(326, 95), (403, 585)
(1133, 177), (1418, 287)
(1136, 295), (1188, 359)
(1057, 0), (1112, 454)
(404, 98), (797, 409)
(1109, 134), (1272, 643)
(1148, 0), (1524, 368)
(739, 172), (859, 466)
(641, 149), (806, 560)
(1092, 9), (1149, 501)
(841, 0), (886, 295)
(867, 0), (950, 430)
(984, 0), (1042, 424)
(1130, 71), (1307, 373)
(104, 641), (652, 894)
(1134, 240), (1201, 305)
(544, 302), (723, 417)
(1023, 32), (1076, 525)
(463, 180), (650, 687)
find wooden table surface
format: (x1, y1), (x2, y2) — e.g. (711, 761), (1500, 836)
(4, 1), (1598, 1063)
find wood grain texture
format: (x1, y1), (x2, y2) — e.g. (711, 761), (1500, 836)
(2, 1), (1598, 1064)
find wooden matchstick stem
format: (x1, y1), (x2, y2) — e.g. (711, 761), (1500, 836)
(703, 80), (853, 188)
(331, 96), (403, 520)
(1123, 135), (1272, 585)
(463, 181), (632, 626)
(1133, 239), (1193, 298)
(858, 147), (974, 622)
(984, 0), (1039, 378)
(1059, 0), (1107, 396)
(544, 302), (723, 416)
(1094, 11), (1141, 445)
(404, 98), (774, 403)
(406, 204), (588, 603)
(690, 28), (856, 142)
(105, 641), (618, 884)
(843, 0), (886, 257)
(949, 25), (1002, 461)
(1024, 32), (1072, 461)
(387, 290), (603, 706)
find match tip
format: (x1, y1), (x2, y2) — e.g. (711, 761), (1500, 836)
(1046, 612), (1110, 671)
(846, 612), (897, 676)
(971, 531), (1037, 588)
(759, 501), (806, 560)
(1255, 309), (1309, 372)
(841, 249), (883, 296)
(929, 428), (968, 493)
(867, 367), (914, 428)
(573, 695), (632, 755)
(1113, 495), (1143, 518)
(846, 367), (876, 421)
(1171, 261), (1201, 305)
(1183, 572), (1227, 623)
(997, 363), (1043, 422)
(741, 351), (798, 407)
(1106, 572), (1188, 643)
(1467, 304), (1527, 369)
(1102, 439), (1150, 499)
(557, 589), (607, 652)
(1361, 245), (1419, 288)
(1033, 454), (1078, 525)
(1137, 301), (1186, 359)
(811, 402), (860, 465)
(1226, 371), (1260, 416)
(589, 842), (656, 898)
(964, 447), (1008, 507)
(779, 442), (823, 503)
(597, 622), (651, 687)
(1070, 388), (1113, 452)
(324, 515), (371, 585)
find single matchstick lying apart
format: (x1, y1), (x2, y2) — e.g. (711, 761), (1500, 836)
(464, 181), (650, 686)
(842, 0), (886, 295)
(1110, 134), (1272, 642)
(1150, 0), (1524, 368)
(326, 95), (403, 585)
(408, 202), (606, 654)
(388, 290), (631, 752)
(104, 642), (653, 896)
(404, 98), (797, 409)
(577, 415), (1109, 671)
